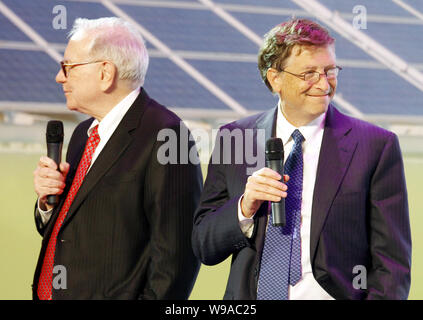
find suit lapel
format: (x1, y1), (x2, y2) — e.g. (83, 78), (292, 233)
(61, 89), (149, 227)
(252, 106), (278, 250)
(255, 106), (278, 161)
(309, 105), (358, 263)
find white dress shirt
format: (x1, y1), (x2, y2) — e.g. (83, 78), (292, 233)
(38, 88), (141, 224)
(238, 103), (334, 300)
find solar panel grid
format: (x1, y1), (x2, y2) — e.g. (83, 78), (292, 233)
(144, 57), (231, 110)
(0, 50), (64, 102)
(0, 0), (422, 117)
(317, 0), (416, 17)
(0, 12), (30, 41)
(337, 67), (423, 115)
(353, 21), (423, 63)
(402, 0), (423, 12)
(2, 0), (117, 43)
(118, 4), (259, 53)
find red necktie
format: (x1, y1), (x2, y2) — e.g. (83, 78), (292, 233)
(37, 125), (100, 300)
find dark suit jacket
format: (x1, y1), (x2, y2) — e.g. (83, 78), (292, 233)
(192, 104), (411, 300)
(33, 89), (202, 300)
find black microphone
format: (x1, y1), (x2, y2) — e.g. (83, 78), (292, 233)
(46, 120), (64, 206)
(265, 138), (285, 227)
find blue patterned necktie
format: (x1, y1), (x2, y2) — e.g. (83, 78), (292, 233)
(257, 129), (305, 300)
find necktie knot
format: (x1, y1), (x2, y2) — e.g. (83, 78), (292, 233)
(89, 125), (100, 143)
(291, 129), (304, 145)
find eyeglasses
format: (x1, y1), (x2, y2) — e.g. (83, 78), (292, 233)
(280, 66), (342, 84)
(60, 60), (103, 77)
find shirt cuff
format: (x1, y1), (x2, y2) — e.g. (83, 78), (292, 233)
(238, 194), (255, 238)
(37, 198), (53, 225)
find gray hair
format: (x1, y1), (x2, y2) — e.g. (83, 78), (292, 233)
(69, 17), (149, 89)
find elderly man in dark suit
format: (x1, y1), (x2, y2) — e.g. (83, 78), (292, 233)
(32, 17), (202, 300)
(192, 18), (411, 300)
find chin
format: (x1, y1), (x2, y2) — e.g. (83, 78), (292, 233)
(66, 102), (78, 112)
(311, 100), (329, 113)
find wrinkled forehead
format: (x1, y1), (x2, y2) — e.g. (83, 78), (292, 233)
(285, 44), (336, 68)
(63, 37), (92, 63)
(290, 43), (335, 57)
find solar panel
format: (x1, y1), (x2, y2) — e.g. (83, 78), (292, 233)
(317, 0), (416, 17)
(0, 49), (63, 102)
(0, 12), (31, 41)
(144, 57), (231, 109)
(0, 0), (422, 119)
(118, 4), (259, 53)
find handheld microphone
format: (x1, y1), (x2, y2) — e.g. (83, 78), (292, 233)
(265, 138), (285, 227)
(46, 120), (64, 206)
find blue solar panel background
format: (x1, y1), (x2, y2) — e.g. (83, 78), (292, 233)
(119, 5), (259, 53)
(404, 0), (423, 12)
(0, 50), (63, 102)
(1, 0), (115, 43)
(0, 12), (30, 41)
(0, 0), (422, 116)
(317, 0), (416, 16)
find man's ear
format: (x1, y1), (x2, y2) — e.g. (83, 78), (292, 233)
(99, 61), (117, 92)
(266, 68), (283, 93)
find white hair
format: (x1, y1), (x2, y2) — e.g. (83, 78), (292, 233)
(69, 17), (149, 89)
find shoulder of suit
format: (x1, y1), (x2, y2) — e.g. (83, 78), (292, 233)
(141, 92), (185, 130)
(219, 110), (270, 131)
(330, 105), (395, 139)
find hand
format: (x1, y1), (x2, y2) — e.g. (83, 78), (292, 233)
(240, 167), (289, 218)
(33, 156), (70, 211)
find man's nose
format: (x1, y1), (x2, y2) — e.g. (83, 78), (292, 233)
(56, 68), (65, 84)
(314, 73), (330, 92)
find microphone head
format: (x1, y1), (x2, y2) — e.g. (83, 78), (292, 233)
(46, 120), (64, 143)
(265, 137), (284, 161)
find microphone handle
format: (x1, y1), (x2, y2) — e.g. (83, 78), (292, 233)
(266, 159), (286, 227)
(46, 142), (63, 206)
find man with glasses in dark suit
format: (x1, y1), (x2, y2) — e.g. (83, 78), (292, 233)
(32, 17), (202, 300)
(192, 18), (411, 300)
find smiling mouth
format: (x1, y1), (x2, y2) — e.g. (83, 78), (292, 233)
(307, 94), (329, 97)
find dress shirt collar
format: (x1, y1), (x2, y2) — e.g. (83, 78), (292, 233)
(87, 87), (141, 138)
(276, 100), (326, 146)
